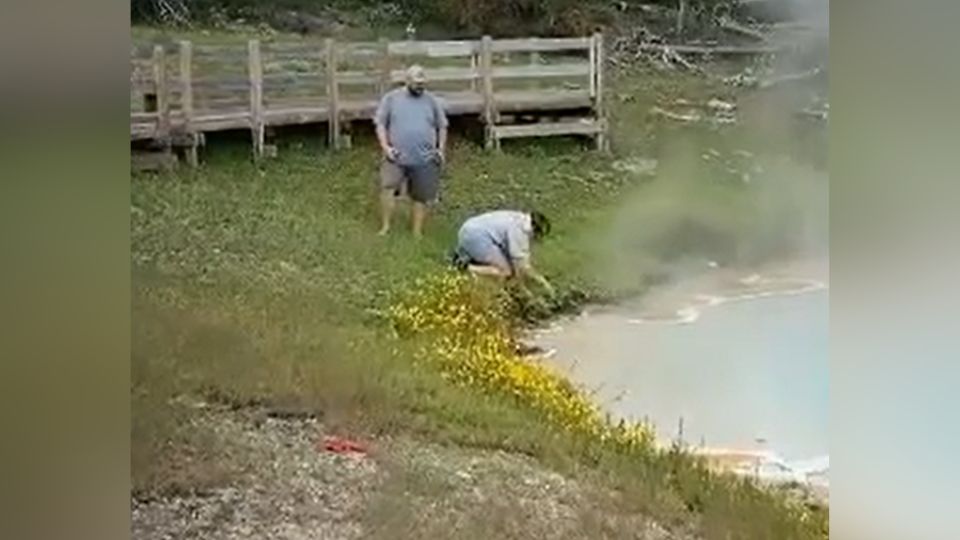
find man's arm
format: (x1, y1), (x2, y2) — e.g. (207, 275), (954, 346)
(376, 124), (392, 155)
(433, 96), (449, 161)
(374, 95), (396, 159)
(437, 125), (448, 162)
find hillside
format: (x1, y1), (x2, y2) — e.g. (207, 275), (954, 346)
(131, 7), (828, 538)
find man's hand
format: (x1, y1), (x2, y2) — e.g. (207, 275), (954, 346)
(434, 148), (445, 165)
(383, 145), (399, 162)
(523, 264), (554, 297)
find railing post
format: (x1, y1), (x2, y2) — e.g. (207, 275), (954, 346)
(593, 32), (607, 152)
(325, 38), (341, 150)
(179, 40), (198, 166)
(677, 0), (687, 36)
(589, 34), (597, 99)
(528, 50), (541, 91)
(152, 45), (170, 143)
(377, 37), (391, 97)
(248, 40), (264, 160)
(469, 52), (479, 92)
(480, 35), (495, 149)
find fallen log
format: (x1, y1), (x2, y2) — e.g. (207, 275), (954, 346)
(758, 66), (823, 89)
(660, 46), (703, 72)
(650, 106), (701, 122)
(638, 43), (783, 55)
(796, 108), (828, 120)
(770, 21), (815, 31)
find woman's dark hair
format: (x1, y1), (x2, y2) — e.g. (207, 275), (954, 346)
(530, 210), (551, 239)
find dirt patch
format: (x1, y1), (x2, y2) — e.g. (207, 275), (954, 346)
(132, 406), (690, 539)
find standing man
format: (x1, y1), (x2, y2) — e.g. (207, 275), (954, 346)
(374, 65), (448, 237)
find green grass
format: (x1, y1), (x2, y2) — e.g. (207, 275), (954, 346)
(132, 61), (827, 537)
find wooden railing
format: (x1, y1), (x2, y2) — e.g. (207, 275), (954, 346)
(131, 34), (604, 158)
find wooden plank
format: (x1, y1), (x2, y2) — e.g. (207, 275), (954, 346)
(340, 66), (478, 85)
(261, 40), (326, 51)
(262, 73), (326, 82)
(388, 40), (478, 57)
(248, 40), (265, 159)
(152, 45), (170, 139)
(195, 97), (253, 108)
(492, 120), (603, 139)
(262, 53), (325, 66)
(335, 71), (379, 85)
(195, 95), (252, 105)
(263, 107), (330, 125)
(494, 89), (591, 112)
(325, 38), (341, 149)
(131, 125), (157, 140)
(179, 40), (198, 166)
(262, 42), (325, 54)
(263, 96), (328, 108)
(192, 115), (254, 133)
(339, 41), (381, 52)
(131, 112), (159, 122)
(264, 81), (326, 92)
(264, 94), (328, 105)
(192, 43), (253, 51)
(192, 75), (251, 86)
(196, 79), (314, 93)
(193, 46), (250, 56)
(490, 37), (591, 53)
(491, 63), (589, 79)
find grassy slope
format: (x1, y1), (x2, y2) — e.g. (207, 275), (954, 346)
(131, 26), (827, 537)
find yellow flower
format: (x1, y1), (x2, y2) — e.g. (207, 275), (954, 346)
(389, 271), (655, 451)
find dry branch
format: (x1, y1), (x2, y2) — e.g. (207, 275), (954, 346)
(638, 43), (782, 55)
(650, 106), (701, 122)
(717, 16), (768, 41)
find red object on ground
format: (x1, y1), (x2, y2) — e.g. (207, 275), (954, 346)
(321, 435), (369, 455)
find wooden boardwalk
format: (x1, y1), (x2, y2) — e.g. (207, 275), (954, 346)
(131, 34), (607, 163)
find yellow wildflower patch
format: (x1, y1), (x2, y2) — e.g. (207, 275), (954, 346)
(389, 271), (655, 453)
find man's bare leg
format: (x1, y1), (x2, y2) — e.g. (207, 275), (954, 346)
(378, 189), (395, 236)
(411, 201), (427, 238)
(467, 264), (510, 279)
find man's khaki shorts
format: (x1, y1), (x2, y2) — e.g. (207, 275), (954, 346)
(380, 159), (441, 204)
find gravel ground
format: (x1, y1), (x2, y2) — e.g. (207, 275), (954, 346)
(132, 407), (688, 540)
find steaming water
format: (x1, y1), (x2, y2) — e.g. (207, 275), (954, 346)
(536, 281), (827, 462)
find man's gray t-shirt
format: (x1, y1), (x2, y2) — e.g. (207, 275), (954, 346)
(374, 88), (448, 166)
(459, 210), (533, 263)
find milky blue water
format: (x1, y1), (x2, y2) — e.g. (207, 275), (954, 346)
(538, 289), (828, 461)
